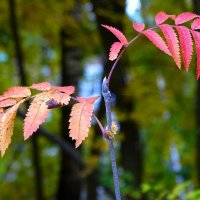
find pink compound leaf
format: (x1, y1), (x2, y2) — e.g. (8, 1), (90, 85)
(155, 11), (171, 25)
(23, 92), (51, 140)
(191, 18), (200, 30)
(191, 31), (200, 79)
(0, 87), (31, 101)
(31, 82), (51, 91)
(69, 96), (98, 148)
(159, 24), (181, 68)
(0, 99), (17, 108)
(101, 24), (128, 44)
(109, 42), (124, 61)
(0, 99), (25, 157)
(132, 22), (145, 32)
(175, 26), (193, 71)
(143, 29), (171, 56)
(175, 12), (199, 25)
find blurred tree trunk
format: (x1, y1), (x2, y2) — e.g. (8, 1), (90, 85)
(91, 0), (143, 199)
(56, 1), (83, 199)
(193, 0), (200, 187)
(8, 0), (44, 200)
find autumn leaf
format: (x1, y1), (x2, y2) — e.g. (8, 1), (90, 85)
(101, 24), (128, 44)
(0, 87), (31, 101)
(132, 22), (145, 32)
(101, 24), (128, 61)
(159, 24), (181, 68)
(191, 18), (200, 30)
(175, 26), (193, 71)
(24, 86), (74, 139)
(23, 92), (52, 140)
(31, 82), (51, 91)
(143, 29), (171, 56)
(175, 12), (199, 25)
(0, 99), (17, 108)
(69, 96), (98, 148)
(0, 99), (25, 157)
(109, 42), (124, 61)
(155, 11), (171, 25)
(191, 31), (200, 79)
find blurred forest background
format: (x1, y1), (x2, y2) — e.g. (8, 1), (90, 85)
(0, 0), (200, 199)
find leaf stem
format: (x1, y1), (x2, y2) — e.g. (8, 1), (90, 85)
(93, 114), (107, 138)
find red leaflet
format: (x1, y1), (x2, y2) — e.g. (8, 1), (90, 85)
(143, 29), (171, 56)
(132, 22), (145, 32)
(24, 92), (51, 140)
(155, 12), (170, 25)
(69, 96), (98, 148)
(175, 26), (193, 71)
(76, 96), (98, 104)
(191, 31), (200, 79)
(0, 87), (31, 101)
(101, 24), (128, 61)
(159, 24), (181, 68)
(175, 12), (198, 25)
(50, 86), (74, 105)
(0, 99), (25, 157)
(52, 86), (75, 94)
(109, 42), (124, 61)
(50, 92), (73, 105)
(101, 24), (128, 44)
(191, 18), (200, 30)
(0, 99), (17, 107)
(31, 82), (51, 91)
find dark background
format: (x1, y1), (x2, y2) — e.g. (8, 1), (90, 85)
(0, 0), (200, 199)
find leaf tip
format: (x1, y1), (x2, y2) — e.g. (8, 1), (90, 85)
(132, 22), (145, 32)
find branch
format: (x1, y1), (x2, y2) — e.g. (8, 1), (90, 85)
(102, 77), (121, 200)
(17, 109), (85, 169)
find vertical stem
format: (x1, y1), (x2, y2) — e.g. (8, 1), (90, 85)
(107, 138), (121, 200)
(102, 77), (121, 200)
(102, 77), (112, 130)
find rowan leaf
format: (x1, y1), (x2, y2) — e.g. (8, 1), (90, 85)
(109, 42), (124, 61)
(132, 22), (145, 32)
(31, 82), (51, 91)
(0, 87), (31, 101)
(52, 86), (75, 94)
(191, 18), (200, 30)
(24, 92), (51, 140)
(0, 99), (25, 157)
(175, 12), (198, 25)
(50, 90), (74, 105)
(175, 26), (193, 71)
(101, 24), (128, 44)
(155, 11), (174, 25)
(69, 96), (98, 148)
(142, 29), (171, 55)
(0, 99), (17, 108)
(48, 86), (74, 105)
(159, 24), (181, 68)
(191, 31), (200, 79)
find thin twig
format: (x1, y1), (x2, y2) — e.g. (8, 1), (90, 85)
(102, 77), (121, 200)
(93, 114), (107, 138)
